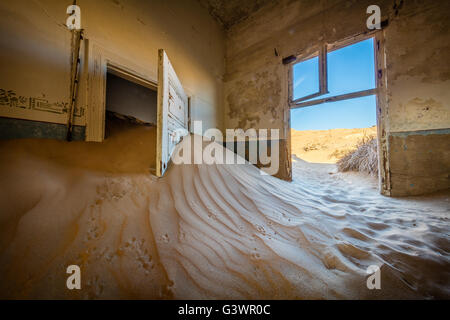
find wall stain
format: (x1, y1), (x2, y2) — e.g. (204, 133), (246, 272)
(226, 70), (281, 129)
(111, 0), (124, 11)
(386, 2), (450, 83)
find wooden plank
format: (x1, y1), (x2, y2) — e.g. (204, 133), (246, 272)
(290, 88), (378, 109)
(291, 91), (323, 104)
(107, 64), (157, 91)
(66, 30), (84, 141)
(86, 43), (106, 142)
(374, 31), (391, 196)
(327, 30), (380, 53)
(319, 45), (328, 95)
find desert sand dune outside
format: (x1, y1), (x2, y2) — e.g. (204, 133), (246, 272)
(0, 127), (449, 299)
(291, 126), (378, 164)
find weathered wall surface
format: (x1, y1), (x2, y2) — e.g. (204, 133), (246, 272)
(384, 1), (450, 195)
(224, 0), (450, 195)
(0, 118), (85, 141)
(0, 0), (75, 127)
(385, 1), (450, 132)
(389, 129), (450, 196)
(0, 0), (225, 138)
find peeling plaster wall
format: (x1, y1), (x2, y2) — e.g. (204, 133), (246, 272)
(386, 1), (450, 132)
(384, 0), (450, 195)
(0, 0), (225, 139)
(224, 0), (450, 195)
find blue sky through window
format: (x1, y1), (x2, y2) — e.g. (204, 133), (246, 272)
(292, 56), (319, 100)
(291, 95), (376, 130)
(291, 38), (376, 130)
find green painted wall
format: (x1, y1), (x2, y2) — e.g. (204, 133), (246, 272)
(0, 117), (85, 141)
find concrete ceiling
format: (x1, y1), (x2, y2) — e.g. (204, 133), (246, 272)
(198, 0), (274, 29)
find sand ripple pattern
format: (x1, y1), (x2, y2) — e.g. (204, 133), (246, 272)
(0, 137), (448, 299)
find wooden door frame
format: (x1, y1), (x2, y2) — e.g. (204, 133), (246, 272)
(285, 30), (391, 195)
(85, 41), (158, 142)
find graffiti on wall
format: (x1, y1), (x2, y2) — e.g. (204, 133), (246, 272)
(0, 89), (84, 117)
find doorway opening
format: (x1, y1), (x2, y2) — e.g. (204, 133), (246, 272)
(105, 67), (158, 139)
(86, 48), (190, 177)
(103, 65), (158, 173)
(289, 36), (380, 182)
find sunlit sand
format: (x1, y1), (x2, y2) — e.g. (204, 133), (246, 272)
(0, 126), (448, 299)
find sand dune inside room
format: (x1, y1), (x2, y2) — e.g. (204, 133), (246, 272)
(0, 126), (448, 299)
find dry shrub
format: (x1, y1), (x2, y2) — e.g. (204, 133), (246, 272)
(329, 148), (352, 159)
(303, 143), (323, 152)
(337, 137), (378, 175)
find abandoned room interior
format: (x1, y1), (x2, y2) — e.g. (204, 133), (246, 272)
(0, 0), (449, 300)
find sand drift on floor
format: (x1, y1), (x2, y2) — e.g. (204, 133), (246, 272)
(0, 128), (448, 299)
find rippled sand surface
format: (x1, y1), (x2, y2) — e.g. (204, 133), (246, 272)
(0, 128), (448, 299)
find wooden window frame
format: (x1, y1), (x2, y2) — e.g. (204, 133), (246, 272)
(286, 30), (391, 195)
(289, 34), (379, 109)
(290, 46), (328, 103)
